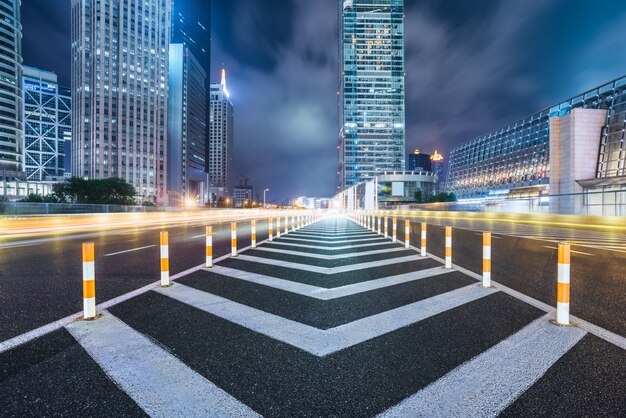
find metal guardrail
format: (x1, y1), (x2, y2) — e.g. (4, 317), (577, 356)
(403, 190), (626, 217)
(0, 202), (213, 216)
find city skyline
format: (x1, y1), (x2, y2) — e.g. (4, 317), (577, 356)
(20, 0), (626, 200)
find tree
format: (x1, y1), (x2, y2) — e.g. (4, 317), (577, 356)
(52, 177), (137, 205)
(19, 194), (58, 203)
(414, 190), (423, 203)
(427, 192), (458, 203)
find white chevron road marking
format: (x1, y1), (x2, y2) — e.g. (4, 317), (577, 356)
(253, 245), (405, 260)
(235, 254), (425, 274)
(204, 265), (451, 299)
(67, 313), (260, 417)
(378, 315), (586, 418)
(153, 283), (496, 357)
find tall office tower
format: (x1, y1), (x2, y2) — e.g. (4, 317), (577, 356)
(208, 69), (234, 203)
(430, 150), (445, 191)
(167, 44), (207, 205)
(408, 149), (432, 172)
(0, 0), (23, 180)
(170, 0), (211, 174)
(22, 66), (71, 182)
(71, 0), (171, 203)
(339, 0), (405, 190)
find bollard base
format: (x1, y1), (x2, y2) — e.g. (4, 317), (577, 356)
(79, 313), (103, 322)
(159, 283), (173, 288)
(549, 319), (575, 328)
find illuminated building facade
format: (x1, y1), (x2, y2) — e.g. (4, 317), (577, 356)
(167, 44), (207, 205)
(430, 150), (445, 191)
(233, 185), (253, 208)
(408, 149), (431, 172)
(22, 67), (71, 182)
(339, 0), (405, 190)
(447, 75), (626, 208)
(0, 0), (23, 180)
(208, 70), (234, 203)
(71, 0), (170, 203)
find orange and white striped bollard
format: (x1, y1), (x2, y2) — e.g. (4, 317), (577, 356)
(377, 216), (381, 235)
(206, 226), (213, 268)
(160, 231), (170, 286)
(384, 217), (388, 238)
(445, 227), (452, 268)
(483, 232), (491, 287)
(392, 218), (397, 242)
(82, 242), (96, 319)
(251, 220), (257, 248)
(231, 222), (237, 257)
(269, 218), (274, 241)
(404, 220), (410, 249)
(277, 218), (281, 237)
(556, 242), (571, 325)
(420, 223), (427, 257)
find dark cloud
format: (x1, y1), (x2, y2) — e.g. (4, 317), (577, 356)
(22, 0), (71, 85)
(21, 0), (626, 200)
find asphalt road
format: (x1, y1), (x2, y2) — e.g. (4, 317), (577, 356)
(379, 215), (626, 338)
(1, 216), (624, 416)
(0, 217), (275, 341)
(1, 211), (624, 344)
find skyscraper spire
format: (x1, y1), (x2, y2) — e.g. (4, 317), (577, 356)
(221, 68), (230, 97)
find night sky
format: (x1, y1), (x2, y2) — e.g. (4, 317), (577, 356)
(23, 0), (626, 200)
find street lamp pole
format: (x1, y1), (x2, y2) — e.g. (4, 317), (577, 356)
(263, 188), (270, 208)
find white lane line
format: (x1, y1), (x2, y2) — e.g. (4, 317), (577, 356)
(104, 245), (157, 257)
(66, 313), (260, 417)
(541, 246), (594, 256)
(253, 246), (405, 260)
(278, 236), (385, 244)
(265, 241), (397, 251)
(378, 315), (586, 418)
(154, 283), (496, 356)
(236, 254), (425, 274)
(206, 265), (452, 300)
(0, 243), (41, 250)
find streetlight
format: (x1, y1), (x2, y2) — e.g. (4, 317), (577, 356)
(263, 188), (270, 208)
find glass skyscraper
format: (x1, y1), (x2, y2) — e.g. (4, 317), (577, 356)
(71, 0), (170, 203)
(0, 0), (23, 180)
(170, 0), (210, 174)
(22, 66), (71, 182)
(167, 44), (207, 205)
(339, 0), (405, 190)
(448, 75), (626, 199)
(208, 70), (234, 204)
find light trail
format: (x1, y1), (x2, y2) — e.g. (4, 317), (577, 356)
(0, 209), (318, 240)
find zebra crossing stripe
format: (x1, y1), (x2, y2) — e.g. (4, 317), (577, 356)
(378, 315), (586, 418)
(153, 283), (496, 356)
(278, 236), (385, 244)
(236, 254), (425, 274)
(252, 246), (405, 260)
(204, 265), (453, 300)
(66, 313), (260, 417)
(291, 231), (374, 238)
(265, 241), (397, 251)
